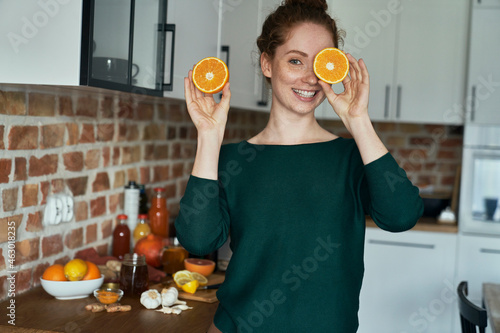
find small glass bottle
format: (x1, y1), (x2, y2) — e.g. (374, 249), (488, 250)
(138, 184), (149, 215)
(149, 187), (169, 238)
(119, 253), (149, 296)
(133, 214), (151, 246)
(112, 214), (130, 260)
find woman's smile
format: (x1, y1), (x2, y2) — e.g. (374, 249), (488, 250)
(292, 88), (319, 99)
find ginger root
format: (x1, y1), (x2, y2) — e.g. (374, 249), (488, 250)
(105, 303), (131, 312)
(85, 303), (106, 312)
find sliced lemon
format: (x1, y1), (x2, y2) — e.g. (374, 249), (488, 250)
(181, 280), (199, 294)
(173, 270), (193, 280)
(190, 272), (208, 286)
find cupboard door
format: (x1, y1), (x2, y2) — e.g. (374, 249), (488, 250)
(395, 0), (468, 125)
(467, 8), (500, 124)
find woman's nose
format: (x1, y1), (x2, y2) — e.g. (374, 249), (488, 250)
(304, 68), (319, 85)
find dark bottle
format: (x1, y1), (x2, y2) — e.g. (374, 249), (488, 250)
(120, 253), (149, 296)
(112, 214), (130, 260)
(139, 184), (149, 215)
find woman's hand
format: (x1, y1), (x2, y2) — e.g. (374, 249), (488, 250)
(184, 69), (231, 144)
(319, 53), (370, 134)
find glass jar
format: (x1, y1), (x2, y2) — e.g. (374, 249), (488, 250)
(162, 238), (189, 275)
(112, 214), (130, 260)
(133, 214), (151, 246)
(119, 253), (149, 296)
(149, 187), (169, 238)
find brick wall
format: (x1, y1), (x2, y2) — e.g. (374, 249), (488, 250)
(0, 85), (462, 300)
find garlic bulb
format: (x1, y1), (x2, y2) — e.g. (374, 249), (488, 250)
(140, 289), (162, 309)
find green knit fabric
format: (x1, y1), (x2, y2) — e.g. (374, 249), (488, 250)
(175, 138), (423, 332)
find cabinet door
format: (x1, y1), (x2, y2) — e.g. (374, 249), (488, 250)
(358, 228), (457, 333)
(395, 0), (468, 124)
(163, 0), (219, 100)
(467, 8), (500, 124)
(0, 0), (82, 85)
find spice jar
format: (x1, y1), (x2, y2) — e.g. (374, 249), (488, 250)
(149, 187), (169, 238)
(119, 253), (149, 296)
(133, 214), (151, 246)
(162, 238), (189, 275)
(112, 214), (130, 260)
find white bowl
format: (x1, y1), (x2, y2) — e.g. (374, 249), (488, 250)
(40, 275), (104, 300)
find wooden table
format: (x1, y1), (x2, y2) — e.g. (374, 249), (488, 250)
(0, 283), (219, 333)
(483, 283), (500, 333)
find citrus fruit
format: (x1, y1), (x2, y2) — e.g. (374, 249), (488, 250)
(190, 272), (208, 286)
(181, 280), (199, 294)
(192, 57), (229, 94)
(184, 258), (215, 276)
(313, 47), (350, 84)
(64, 259), (88, 281)
(81, 261), (101, 280)
(42, 264), (67, 281)
(173, 270), (193, 288)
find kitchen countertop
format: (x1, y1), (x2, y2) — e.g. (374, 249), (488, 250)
(0, 276), (221, 333)
(483, 283), (500, 333)
(366, 216), (458, 233)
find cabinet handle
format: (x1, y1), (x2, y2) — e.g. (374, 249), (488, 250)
(480, 248), (500, 255)
(471, 85), (477, 122)
(219, 45), (230, 99)
(257, 75), (269, 107)
(159, 23), (176, 91)
(368, 239), (435, 249)
(396, 85), (402, 118)
(384, 85), (390, 118)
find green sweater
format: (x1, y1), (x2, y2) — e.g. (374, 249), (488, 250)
(175, 138), (423, 332)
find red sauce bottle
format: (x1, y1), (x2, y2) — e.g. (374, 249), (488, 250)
(149, 187), (169, 238)
(112, 214), (130, 260)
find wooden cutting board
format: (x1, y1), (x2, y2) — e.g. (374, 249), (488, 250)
(150, 273), (225, 303)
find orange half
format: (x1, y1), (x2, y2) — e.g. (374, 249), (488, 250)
(192, 57), (229, 94)
(313, 48), (349, 84)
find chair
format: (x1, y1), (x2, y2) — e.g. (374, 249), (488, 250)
(457, 281), (488, 333)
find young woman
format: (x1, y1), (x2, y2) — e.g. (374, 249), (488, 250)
(176, 0), (423, 332)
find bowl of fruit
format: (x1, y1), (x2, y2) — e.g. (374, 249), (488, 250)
(40, 259), (104, 300)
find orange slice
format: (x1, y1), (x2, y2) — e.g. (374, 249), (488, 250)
(192, 57), (229, 94)
(313, 48), (349, 84)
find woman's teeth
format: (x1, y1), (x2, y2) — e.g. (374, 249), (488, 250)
(293, 89), (316, 98)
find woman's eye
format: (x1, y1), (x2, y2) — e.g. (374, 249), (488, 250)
(289, 59), (302, 65)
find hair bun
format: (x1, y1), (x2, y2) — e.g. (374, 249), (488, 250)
(284, 0), (328, 11)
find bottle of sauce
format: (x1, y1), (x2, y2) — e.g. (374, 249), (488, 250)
(112, 214), (130, 260)
(124, 181), (140, 236)
(149, 187), (169, 238)
(119, 253), (149, 296)
(133, 214), (151, 246)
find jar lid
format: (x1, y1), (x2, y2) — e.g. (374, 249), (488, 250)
(154, 187), (166, 192)
(117, 214), (128, 220)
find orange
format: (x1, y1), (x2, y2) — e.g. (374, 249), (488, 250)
(42, 264), (67, 281)
(192, 57), (229, 94)
(313, 47), (350, 84)
(82, 261), (101, 280)
(64, 259), (88, 281)
(184, 258), (215, 277)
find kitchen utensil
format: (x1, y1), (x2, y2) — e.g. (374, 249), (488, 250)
(92, 57), (139, 84)
(40, 275), (104, 300)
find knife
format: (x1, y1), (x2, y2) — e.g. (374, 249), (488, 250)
(199, 283), (222, 290)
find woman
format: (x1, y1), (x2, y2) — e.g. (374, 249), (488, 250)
(175, 0), (423, 332)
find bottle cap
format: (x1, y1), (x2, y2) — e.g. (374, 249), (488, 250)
(138, 214), (148, 219)
(125, 181), (139, 189)
(154, 187), (166, 192)
(117, 214), (128, 220)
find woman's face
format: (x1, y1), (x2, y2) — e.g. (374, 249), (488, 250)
(262, 22), (335, 116)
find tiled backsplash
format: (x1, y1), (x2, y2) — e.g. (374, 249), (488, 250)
(0, 85), (462, 299)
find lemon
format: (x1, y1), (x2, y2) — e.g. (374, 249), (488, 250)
(181, 280), (199, 294)
(190, 272), (208, 286)
(64, 259), (88, 281)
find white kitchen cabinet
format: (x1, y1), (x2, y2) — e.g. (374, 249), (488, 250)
(358, 228), (458, 333)
(163, 0), (220, 100)
(473, 0), (500, 8)
(321, 0), (468, 125)
(466, 8), (500, 124)
(219, 0), (282, 112)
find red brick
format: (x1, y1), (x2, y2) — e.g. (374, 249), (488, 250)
(64, 228), (83, 249)
(26, 211), (42, 232)
(2, 187), (18, 212)
(137, 102), (154, 120)
(42, 234), (64, 257)
(96, 244), (109, 257)
(74, 201), (88, 222)
(76, 96), (98, 118)
(172, 163), (184, 178)
(101, 219), (113, 239)
(152, 165), (169, 182)
(0, 215), (22, 244)
(97, 123), (115, 142)
(63, 151), (84, 172)
(155, 144), (169, 160)
(109, 193), (121, 214)
(165, 183), (176, 200)
(440, 138), (463, 148)
(100, 96), (114, 118)
(437, 150), (459, 160)
(41, 124), (65, 149)
(140, 167), (150, 185)
(22, 184), (38, 207)
(0, 91), (26, 115)
(157, 103), (168, 121)
(15, 238), (39, 265)
(102, 147), (111, 167)
(0, 125), (4, 149)
(90, 196), (106, 217)
(114, 170), (125, 189)
(29, 154), (58, 177)
(15, 269), (32, 294)
(80, 124), (95, 143)
(14, 157), (27, 181)
(181, 143), (195, 159)
(29, 93), (55, 116)
(40, 181), (49, 204)
(0, 275), (7, 300)
(127, 124), (139, 141)
(144, 144), (155, 161)
(441, 175), (457, 186)
(86, 224), (97, 244)
(0, 159), (11, 183)
(165, 103), (184, 122)
(66, 123), (79, 145)
(122, 146), (141, 164)
(113, 147), (120, 165)
(85, 149), (100, 169)
(8, 126), (38, 150)
(143, 124), (164, 140)
(51, 179), (65, 193)
(118, 100), (134, 119)
(92, 172), (110, 192)
(33, 263), (50, 286)
(167, 126), (176, 140)
(0, 249), (5, 272)
(171, 143), (181, 159)
(59, 96), (74, 116)
(66, 176), (88, 197)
